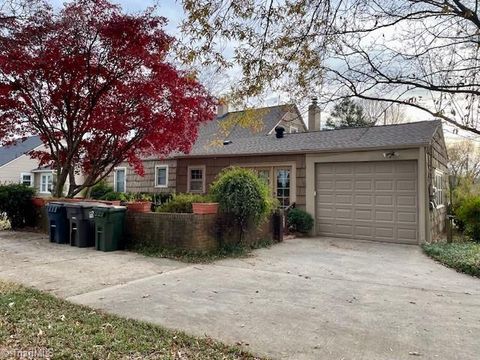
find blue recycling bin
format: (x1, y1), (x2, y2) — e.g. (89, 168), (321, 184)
(46, 202), (69, 244)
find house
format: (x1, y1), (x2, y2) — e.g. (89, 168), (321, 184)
(107, 100), (448, 244)
(0, 136), (83, 197)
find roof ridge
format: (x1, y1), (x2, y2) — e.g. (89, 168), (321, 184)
(220, 103), (294, 116)
(286, 119), (441, 135)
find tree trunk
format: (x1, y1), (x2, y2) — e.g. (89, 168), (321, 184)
(53, 167), (69, 198)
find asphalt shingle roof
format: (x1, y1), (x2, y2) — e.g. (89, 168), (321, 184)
(0, 136), (42, 167)
(183, 120), (441, 157)
(193, 104), (298, 148)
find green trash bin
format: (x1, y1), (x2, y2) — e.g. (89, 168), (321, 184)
(93, 206), (126, 252)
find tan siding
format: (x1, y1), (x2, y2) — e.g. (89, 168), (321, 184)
(176, 154), (306, 208)
(106, 159), (177, 193)
(427, 128), (449, 242)
(277, 110), (307, 133)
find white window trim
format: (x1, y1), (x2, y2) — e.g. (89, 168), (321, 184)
(434, 169), (445, 209)
(20, 172), (33, 187)
(187, 165), (206, 193)
(39, 173), (53, 194)
(113, 167), (127, 193)
(154, 165), (169, 188)
(289, 126), (299, 133)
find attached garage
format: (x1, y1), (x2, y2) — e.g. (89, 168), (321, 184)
(314, 161), (418, 244)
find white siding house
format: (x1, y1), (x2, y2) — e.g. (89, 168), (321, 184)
(0, 137), (84, 197)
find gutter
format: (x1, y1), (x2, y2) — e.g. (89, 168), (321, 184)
(173, 143), (429, 159)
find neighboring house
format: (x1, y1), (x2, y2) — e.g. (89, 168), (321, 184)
(0, 137), (83, 197)
(108, 100), (448, 244)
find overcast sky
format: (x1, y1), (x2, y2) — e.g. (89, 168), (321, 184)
(47, 0), (480, 144)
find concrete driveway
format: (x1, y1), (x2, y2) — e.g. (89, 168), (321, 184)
(1, 231), (479, 360)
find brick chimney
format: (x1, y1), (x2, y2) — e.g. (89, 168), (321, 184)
(308, 97), (321, 131)
(217, 101), (229, 117)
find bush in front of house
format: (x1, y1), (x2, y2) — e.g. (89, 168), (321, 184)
(156, 193), (212, 213)
(287, 208), (313, 234)
(89, 181), (114, 200)
(101, 191), (128, 202)
(210, 167), (277, 243)
(0, 184), (36, 229)
(456, 195), (480, 242)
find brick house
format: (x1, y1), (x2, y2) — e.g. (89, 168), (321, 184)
(107, 100), (448, 244)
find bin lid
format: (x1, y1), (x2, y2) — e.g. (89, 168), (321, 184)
(46, 203), (64, 213)
(93, 206), (126, 216)
(64, 201), (102, 209)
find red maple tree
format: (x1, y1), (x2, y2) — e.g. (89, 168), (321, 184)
(0, 0), (215, 197)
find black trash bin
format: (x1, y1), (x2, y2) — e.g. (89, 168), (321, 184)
(93, 206), (127, 251)
(46, 202), (69, 244)
(65, 203), (97, 247)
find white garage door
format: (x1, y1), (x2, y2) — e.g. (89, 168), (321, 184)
(315, 161), (418, 244)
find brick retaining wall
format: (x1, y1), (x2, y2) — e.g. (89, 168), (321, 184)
(125, 212), (218, 252)
(125, 212), (282, 252)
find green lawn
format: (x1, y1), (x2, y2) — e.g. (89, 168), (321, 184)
(422, 241), (480, 277)
(0, 281), (262, 359)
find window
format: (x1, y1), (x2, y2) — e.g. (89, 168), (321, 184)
(114, 168), (126, 193)
(434, 170), (444, 207)
(20, 173), (32, 187)
(188, 166), (205, 193)
(40, 173), (53, 194)
(289, 126), (299, 133)
(155, 165), (168, 188)
(276, 168), (291, 209)
(255, 168), (271, 186)
(246, 165), (293, 209)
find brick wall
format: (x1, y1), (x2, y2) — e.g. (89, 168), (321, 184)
(125, 212), (218, 252)
(125, 212), (282, 252)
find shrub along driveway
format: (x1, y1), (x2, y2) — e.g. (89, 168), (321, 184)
(1, 231), (479, 360)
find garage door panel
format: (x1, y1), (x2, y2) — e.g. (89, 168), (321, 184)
(317, 208), (335, 218)
(375, 210), (394, 222)
(397, 179), (416, 191)
(375, 227), (394, 238)
(334, 163), (354, 175)
(397, 195), (416, 206)
(355, 226), (373, 237)
(355, 180), (373, 191)
(375, 195), (394, 206)
(355, 209), (373, 220)
(395, 161), (416, 174)
(397, 228), (417, 242)
(316, 161), (418, 244)
(317, 180), (334, 190)
(355, 195), (373, 206)
(354, 162), (374, 174)
(397, 211), (417, 224)
(335, 180), (353, 190)
(335, 224), (353, 236)
(335, 194), (353, 205)
(375, 180), (394, 191)
(317, 194), (334, 204)
(375, 162), (394, 174)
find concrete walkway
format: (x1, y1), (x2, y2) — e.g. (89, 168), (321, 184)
(1, 231), (479, 360)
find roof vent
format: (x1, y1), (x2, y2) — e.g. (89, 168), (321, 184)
(275, 126), (285, 138)
(223, 140), (232, 145)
